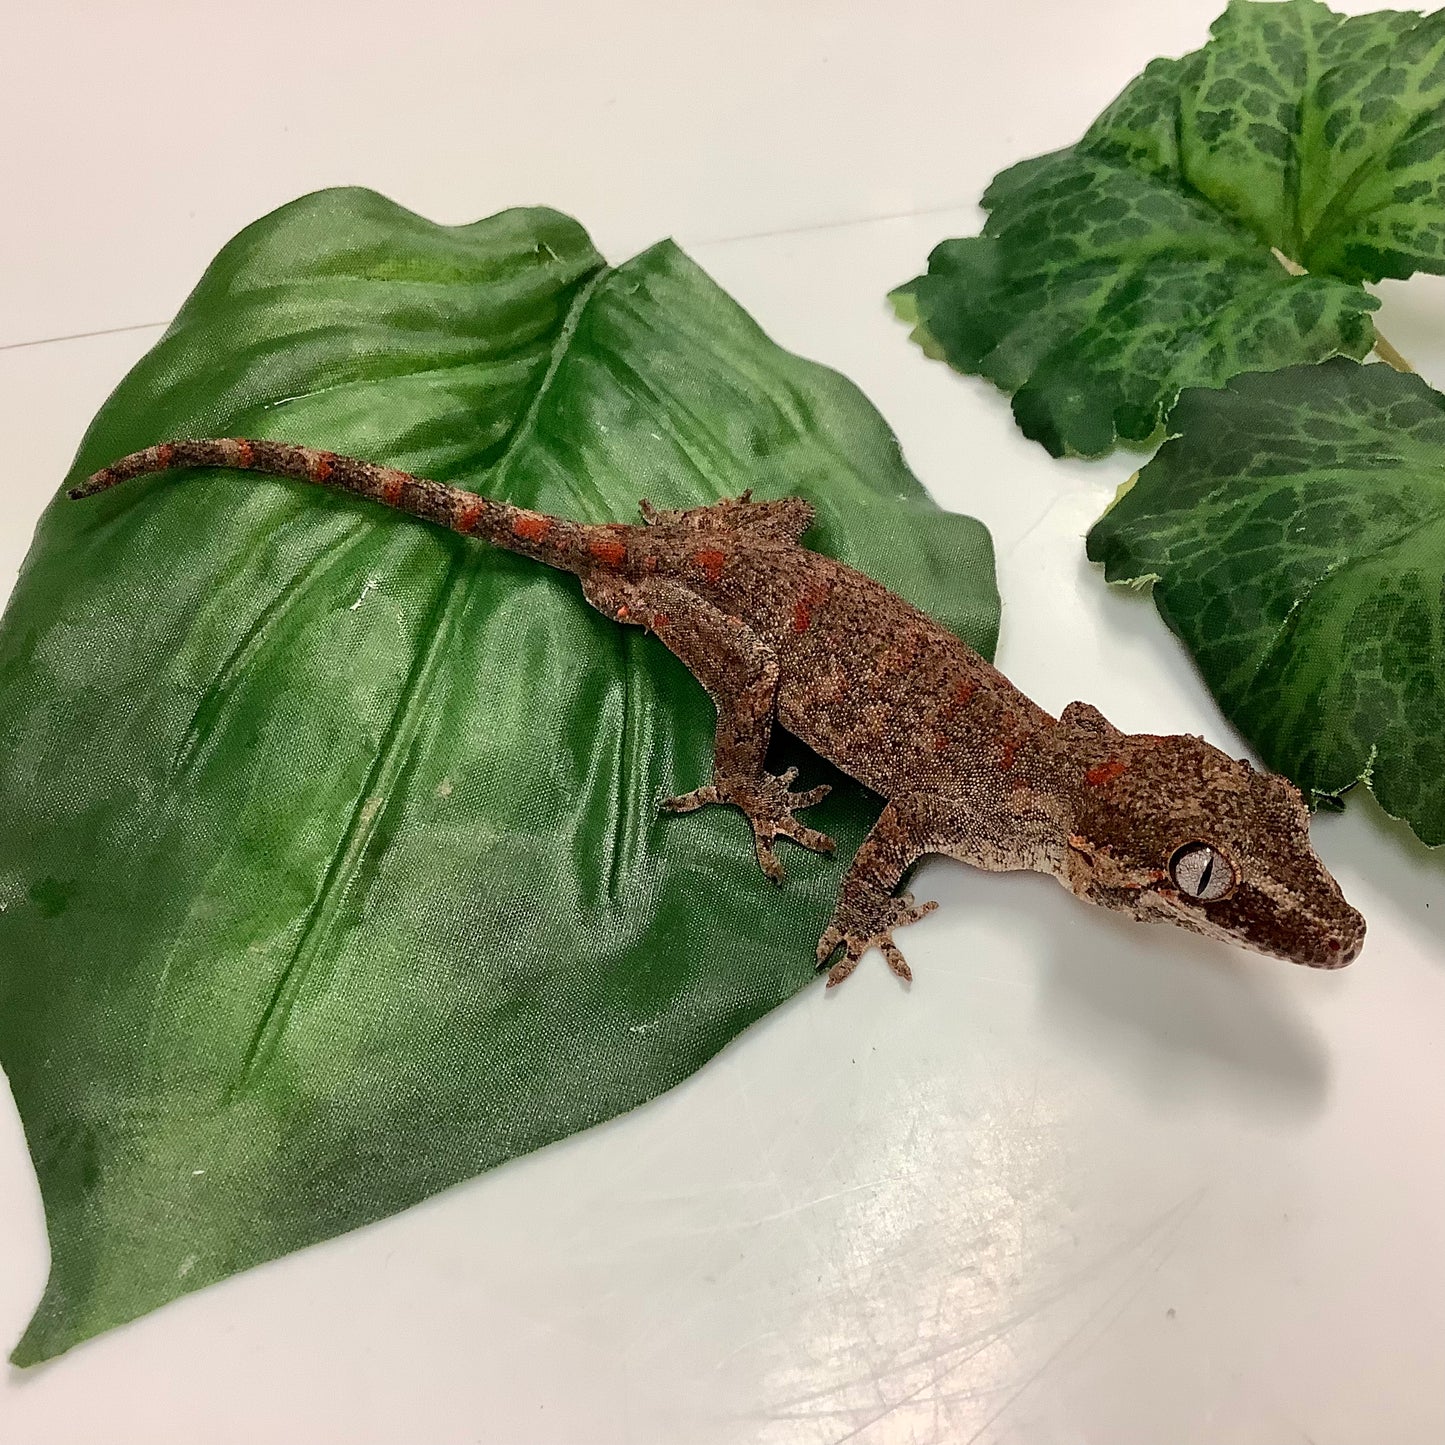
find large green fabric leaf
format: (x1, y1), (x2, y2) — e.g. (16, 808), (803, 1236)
(1087, 357), (1445, 846)
(0, 187), (998, 1363)
(893, 0), (1445, 457)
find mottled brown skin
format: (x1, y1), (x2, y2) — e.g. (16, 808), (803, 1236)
(72, 440), (1367, 984)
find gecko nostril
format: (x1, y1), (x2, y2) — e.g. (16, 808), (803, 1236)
(1328, 930), (1364, 966)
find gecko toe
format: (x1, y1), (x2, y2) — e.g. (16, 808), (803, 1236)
(664, 769), (834, 877)
(660, 785), (716, 815)
(815, 927), (844, 967)
(791, 783), (832, 810)
(753, 833), (786, 884)
(880, 939), (913, 981)
(814, 891), (935, 986)
(777, 816), (836, 856)
(898, 895), (939, 927)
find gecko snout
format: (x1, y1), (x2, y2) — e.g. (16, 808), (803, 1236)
(1326, 919), (1365, 967)
(1309, 901), (1366, 968)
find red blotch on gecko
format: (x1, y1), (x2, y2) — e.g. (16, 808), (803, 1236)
(588, 536), (627, 567)
(1085, 758), (1127, 788)
(456, 498), (486, 533)
(694, 548), (727, 583)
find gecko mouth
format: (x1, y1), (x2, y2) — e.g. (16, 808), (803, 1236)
(1285, 912), (1365, 968)
(1154, 887), (1366, 970)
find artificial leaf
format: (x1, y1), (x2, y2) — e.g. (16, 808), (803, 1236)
(1087, 357), (1444, 845)
(893, 0), (1445, 456)
(0, 187), (999, 1363)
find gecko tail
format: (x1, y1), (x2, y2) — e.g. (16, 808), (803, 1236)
(69, 439), (315, 500)
(70, 438), (453, 509)
(68, 438), (596, 573)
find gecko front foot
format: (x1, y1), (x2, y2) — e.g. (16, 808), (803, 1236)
(662, 767), (835, 882)
(815, 891), (938, 988)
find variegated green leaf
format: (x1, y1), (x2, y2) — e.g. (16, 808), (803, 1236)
(1088, 358), (1445, 846)
(894, 0), (1445, 456)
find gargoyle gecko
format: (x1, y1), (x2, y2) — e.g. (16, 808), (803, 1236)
(73, 440), (1365, 984)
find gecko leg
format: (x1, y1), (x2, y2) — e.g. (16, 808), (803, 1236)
(654, 603), (833, 881)
(581, 573), (834, 881)
(817, 798), (944, 987)
(665, 764), (834, 883)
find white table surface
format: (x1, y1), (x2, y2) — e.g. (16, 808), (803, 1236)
(3, 3), (1443, 1441)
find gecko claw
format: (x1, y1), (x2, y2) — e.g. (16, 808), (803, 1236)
(660, 784), (717, 815)
(755, 836), (785, 884)
(661, 769), (834, 880)
(816, 892), (938, 986)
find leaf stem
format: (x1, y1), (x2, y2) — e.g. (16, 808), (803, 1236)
(1271, 247), (1416, 374)
(1368, 328), (1416, 374)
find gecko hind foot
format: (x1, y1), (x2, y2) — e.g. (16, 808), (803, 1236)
(662, 767), (834, 882)
(816, 892), (939, 988)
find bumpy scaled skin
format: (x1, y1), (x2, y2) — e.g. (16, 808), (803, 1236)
(72, 441), (1367, 985)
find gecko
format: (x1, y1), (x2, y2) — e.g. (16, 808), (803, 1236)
(71, 439), (1366, 985)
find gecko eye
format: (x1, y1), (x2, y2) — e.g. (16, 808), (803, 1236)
(1169, 842), (1234, 901)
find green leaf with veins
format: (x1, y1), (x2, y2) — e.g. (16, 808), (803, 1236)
(1088, 358), (1445, 846)
(0, 187), (998, 1363)
(892, 0), (1445, 457)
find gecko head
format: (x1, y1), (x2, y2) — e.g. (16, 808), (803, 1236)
(1056, 702), (1365, 969)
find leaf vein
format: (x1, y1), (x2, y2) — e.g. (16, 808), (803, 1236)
(230, 555), (466, 1093)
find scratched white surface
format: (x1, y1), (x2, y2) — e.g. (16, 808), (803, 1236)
(3, 2), (1444, 1441)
